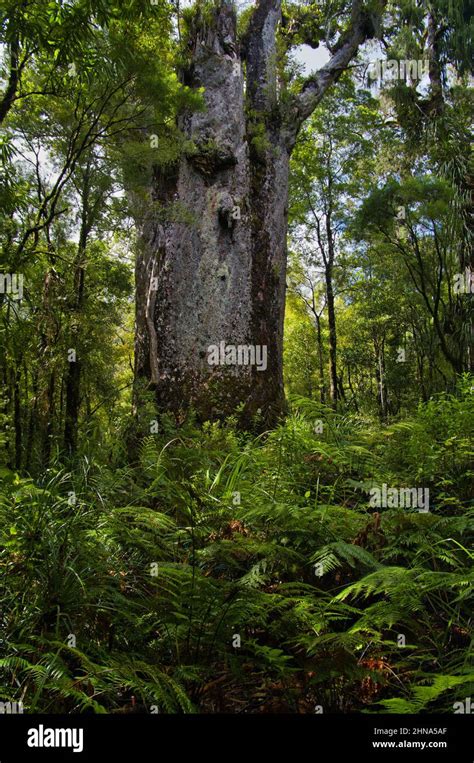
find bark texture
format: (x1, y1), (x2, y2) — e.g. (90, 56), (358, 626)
(135, 0), (380, 427)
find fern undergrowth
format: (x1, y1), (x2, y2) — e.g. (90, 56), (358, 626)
(0, 379), (472, 713)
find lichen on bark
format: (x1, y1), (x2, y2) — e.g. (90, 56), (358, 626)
(134, 0), (384, 428)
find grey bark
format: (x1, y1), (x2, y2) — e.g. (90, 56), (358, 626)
(324, 212), (338, 409)
(134, 0), (381, 427)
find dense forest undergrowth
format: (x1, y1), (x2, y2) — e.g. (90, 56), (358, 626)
(1, 377), (472, 713)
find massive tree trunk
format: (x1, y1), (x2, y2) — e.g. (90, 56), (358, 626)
(134, 0), (380, 427)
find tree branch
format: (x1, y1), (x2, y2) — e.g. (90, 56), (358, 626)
(287, 0), (385, 142)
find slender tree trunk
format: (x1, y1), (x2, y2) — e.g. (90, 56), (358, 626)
(315, 313), (326, 404)
(13, 362), (22, 470)
(325, 263), (338, 408)
(64, 357), (81, 455)
(375, 337), (387, 421)
(426, 10), (444, 118)
(43, 372), (55, 467)
(64, 163), (91, 454)
(2, 365), (12, 467)
(0, 36), (20, 125)
(337, 372), (345, 402)
(347, 365), (359, 412)
(25, 367), (38, 473)
(413, 327), (428, 402)
(38, 270), (58, 468)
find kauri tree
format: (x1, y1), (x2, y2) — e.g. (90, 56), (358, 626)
(134, 0), (386, 427)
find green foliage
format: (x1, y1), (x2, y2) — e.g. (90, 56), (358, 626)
(1, 380), (472, 712)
